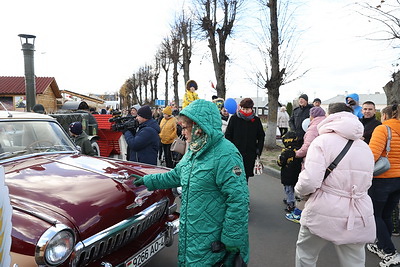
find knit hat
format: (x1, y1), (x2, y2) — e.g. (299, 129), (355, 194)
(137, 105), (152, 119)
(313, 98), (321, 104)
(32, 104), (45, 114)
(163, 106), (172, 116)
(310, 107), (326, 118)
(69, 122), (83, 135)
(131, 104), (141, 111)
(299, 94), (308, 102)
(214, 98), (224, 110)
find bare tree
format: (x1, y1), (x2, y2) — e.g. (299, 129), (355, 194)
(140, 64), (152, 104)
(357, 1), (400, 104)
(153, 51), (162, 101)
(254, 0), (308, 148)
(180, 10), (194, 83)
(128, 74), (140, 105)
(160, 38), (172, 106)
(194, 0), (244, 99)
(119, 81), (131, 108)
(169, 25), (182, 108)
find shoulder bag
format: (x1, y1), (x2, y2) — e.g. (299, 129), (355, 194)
(297, 140), (354, 209)
(373, 125), (391, 176)
(170, 135), (186, 155)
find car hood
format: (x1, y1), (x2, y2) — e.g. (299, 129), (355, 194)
(5, 153), (169, 239)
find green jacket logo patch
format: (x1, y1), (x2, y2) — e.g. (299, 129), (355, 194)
(233, 166), (242, 176)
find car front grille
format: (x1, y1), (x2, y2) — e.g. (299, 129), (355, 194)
(70, 198), (169, 267)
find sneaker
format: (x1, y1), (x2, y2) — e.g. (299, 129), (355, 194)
(379, 252), (400, 267)
(285, 212), (300, 224)
(367, 243), (388, 259)
(285, 204), (295, 213)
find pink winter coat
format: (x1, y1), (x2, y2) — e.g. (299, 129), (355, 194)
(296, 116), (325, 158)
(295, 111), (376, 245)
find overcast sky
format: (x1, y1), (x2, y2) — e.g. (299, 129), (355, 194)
(0, 0), (398, 105)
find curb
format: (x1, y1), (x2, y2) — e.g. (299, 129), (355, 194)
(264, 166), (280, 179)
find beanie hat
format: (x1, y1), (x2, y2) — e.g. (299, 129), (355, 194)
(310, 107), (326, 118)
(214, 98), (224, 110)
(137, 105), (152, 119)
(299, 94), (308, 102)
(313, 98), (321, 104)
(32, 103), (45, 114)
(131, 104), (141, 111)
(239, 98), (254, 109)
(163, 106), (172, 116)
(69, 122), (83, 135)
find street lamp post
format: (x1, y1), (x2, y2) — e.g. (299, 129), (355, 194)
(18, 34), (36, 112)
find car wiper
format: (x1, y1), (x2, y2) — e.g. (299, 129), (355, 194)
(0, 150), (28, 160)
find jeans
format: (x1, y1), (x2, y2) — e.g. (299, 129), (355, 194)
(368, 177), (400, 254)
(284, 185), (295, 204)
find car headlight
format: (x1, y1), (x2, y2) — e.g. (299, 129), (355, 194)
(35, 224), (76, 266)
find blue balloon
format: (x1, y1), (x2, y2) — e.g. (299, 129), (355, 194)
(224, 98), (237, 114)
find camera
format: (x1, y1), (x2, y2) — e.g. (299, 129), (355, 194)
(109, 111), (139, 132)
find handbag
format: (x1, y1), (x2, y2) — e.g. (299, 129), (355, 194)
(170, 135), (186, 155)
(253, 156), (263, 175)
(373, 125), (392, 176)
(296, 140), (354, 209)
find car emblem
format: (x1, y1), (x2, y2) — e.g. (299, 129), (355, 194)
(126, 196), (148, 209)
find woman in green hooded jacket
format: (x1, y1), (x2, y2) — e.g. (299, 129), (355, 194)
(134, 99), (249, 266)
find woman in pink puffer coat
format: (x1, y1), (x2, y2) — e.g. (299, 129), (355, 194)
(295, 102), (376, 267)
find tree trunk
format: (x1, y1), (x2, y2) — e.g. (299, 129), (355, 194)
(164, 69), (169, 107)
(173, 61), (179, 108)
(154, 73), (159, 100)
(265, 0), (281, 149)
(182, 20), (191, 83)
(383, 70), (400, 105)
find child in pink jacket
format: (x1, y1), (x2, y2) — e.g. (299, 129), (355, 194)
(285, 107), (326, 223)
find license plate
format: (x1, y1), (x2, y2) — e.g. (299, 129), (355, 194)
(125, 235), (165, 267)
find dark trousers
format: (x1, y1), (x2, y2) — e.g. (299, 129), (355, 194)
(158, 141), (163, 160)
(162, 143), (173, 168)
(368, 177), (400, 254)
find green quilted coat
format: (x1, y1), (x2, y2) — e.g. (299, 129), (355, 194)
(144, 99), (250, 266)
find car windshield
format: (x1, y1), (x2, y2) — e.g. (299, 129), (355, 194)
(0, 120), (76, 160)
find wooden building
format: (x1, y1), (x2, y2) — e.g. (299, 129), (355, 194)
(0, 76), (62, 113)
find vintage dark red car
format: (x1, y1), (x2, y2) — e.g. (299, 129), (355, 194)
(0, 111), (179, 267)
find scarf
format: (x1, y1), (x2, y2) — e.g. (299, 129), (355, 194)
(237, 109), (255, 121)
(189, 123), (208, 153)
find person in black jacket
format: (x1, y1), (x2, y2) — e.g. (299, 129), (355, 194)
(360, 101), (381, 144)
(289, 94), (313, 143)
(277, 131), (303, 213)
(124, 105), (160, 165)
(225, 98), (265, 182)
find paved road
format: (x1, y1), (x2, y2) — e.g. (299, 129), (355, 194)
(149, 168), (400, 266)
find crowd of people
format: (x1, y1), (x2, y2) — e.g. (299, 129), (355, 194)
(276, 92), (400, 267)
(49, 85), (400, 267)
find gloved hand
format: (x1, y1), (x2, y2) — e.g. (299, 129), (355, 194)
(281, 148), (295, 159)
(225, 246), (240, 253)
(130, 174), (145, 186)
